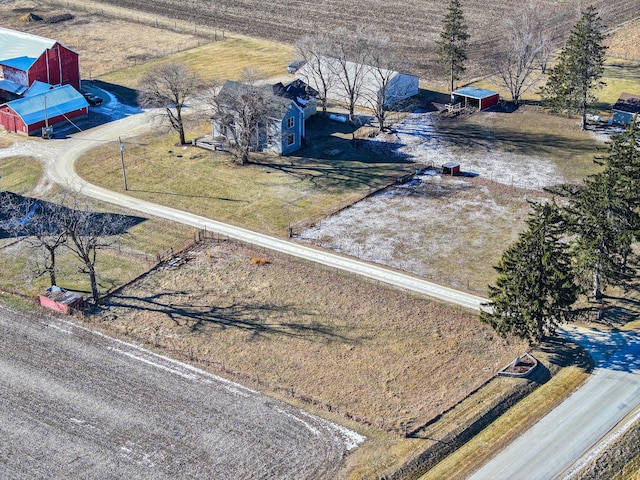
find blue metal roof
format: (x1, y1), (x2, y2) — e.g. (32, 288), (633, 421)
(23, 80), (55, 97)
(453, 86), (499, 99)
(7, 85), (88, 126)
(0, 79), (28, 95)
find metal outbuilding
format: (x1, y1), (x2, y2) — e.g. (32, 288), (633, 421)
(612, 93), (640, 125)
(452, 86), (500, 111)
(0, 84), (88, 135)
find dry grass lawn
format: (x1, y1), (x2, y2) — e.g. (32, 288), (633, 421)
(0, 156), (43, 195)
(75, 129), (412, 237)
(100, 237), (528, 443)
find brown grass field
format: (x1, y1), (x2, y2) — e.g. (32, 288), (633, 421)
(102, 238), (528, 435)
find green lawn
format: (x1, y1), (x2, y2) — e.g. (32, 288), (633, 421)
(75, 126), (413, 237)
(99, 36), (295, 88)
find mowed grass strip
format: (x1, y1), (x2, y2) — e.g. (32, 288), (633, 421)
(75, 131), (410, 236)
(420, 363), (591, 479)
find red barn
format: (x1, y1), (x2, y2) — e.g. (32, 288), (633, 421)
(0, 26), (81, 101)
(0, 83), (88, 136)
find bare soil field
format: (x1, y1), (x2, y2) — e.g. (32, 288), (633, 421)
(1, 307), (361, 479)
(69, 0), (640, 79)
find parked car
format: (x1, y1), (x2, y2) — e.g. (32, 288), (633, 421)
(83, 92), (103, 106)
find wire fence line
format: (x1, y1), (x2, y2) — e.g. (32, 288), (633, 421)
(48, 0), (227, 41)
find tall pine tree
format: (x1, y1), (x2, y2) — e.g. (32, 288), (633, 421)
(480, 201), (578, 342)
(437, 0), (469, 95)
(539, 6), (607, 130)
(564, 119), (640, 298)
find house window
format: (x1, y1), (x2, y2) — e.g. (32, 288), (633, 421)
(287, 117), (295, 129)
(287, 133), (295, 146)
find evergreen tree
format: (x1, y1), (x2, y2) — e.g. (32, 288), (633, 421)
(564, 120), (640, 298)
(480, 201), (578, 342)
(539, 6), (607, 130)
(437, 0), (469, 94)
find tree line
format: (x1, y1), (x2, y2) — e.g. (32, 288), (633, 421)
(481, 119), (640, 342)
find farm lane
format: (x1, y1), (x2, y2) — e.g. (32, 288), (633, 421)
(0, 306), (360, 478)
(44, 111), (487, 311)
(468, 325), (640, 480)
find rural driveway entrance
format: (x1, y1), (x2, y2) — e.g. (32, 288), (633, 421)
(468, 325), (640, 480)
(0, 306), (361, 478)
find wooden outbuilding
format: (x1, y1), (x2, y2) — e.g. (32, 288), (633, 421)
(0, 27), (81, 99)
(0, 83), (88, 135)
(442, 162), (460, 176)
(452, 86), (500, 111)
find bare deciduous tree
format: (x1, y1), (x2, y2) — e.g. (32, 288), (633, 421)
(58, 192), (134, 306)
(329, 26), (376, 124)
(494, 2), (569, 104)
(536, 9), (571, 75)
(1, 192), (66, 286)
(139, 62), (201, 145)
(295, 33), (335, 116)
(211, 71), (272, 165)
(362, 34), (409, 132)
(494, 3), (542, 104)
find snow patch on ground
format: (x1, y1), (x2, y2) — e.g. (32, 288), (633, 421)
(94, 87), (144, 121)
(367, 112), (567, 190)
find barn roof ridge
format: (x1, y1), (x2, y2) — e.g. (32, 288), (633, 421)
(0, 26), (78, 70)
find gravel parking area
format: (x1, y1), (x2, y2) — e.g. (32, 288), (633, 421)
(0, 306), (362, 479)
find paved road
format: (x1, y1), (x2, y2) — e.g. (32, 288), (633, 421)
(44, 112), (486, 311)
(0, 306), (361, 479)
(468, 325), (640, 480)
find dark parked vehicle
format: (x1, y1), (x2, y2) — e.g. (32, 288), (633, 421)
(83, 92), (103, 106)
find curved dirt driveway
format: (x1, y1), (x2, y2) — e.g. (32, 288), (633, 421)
(44, 111), (486, 311)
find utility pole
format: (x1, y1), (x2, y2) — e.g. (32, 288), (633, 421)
(119, 137), (128, 191)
